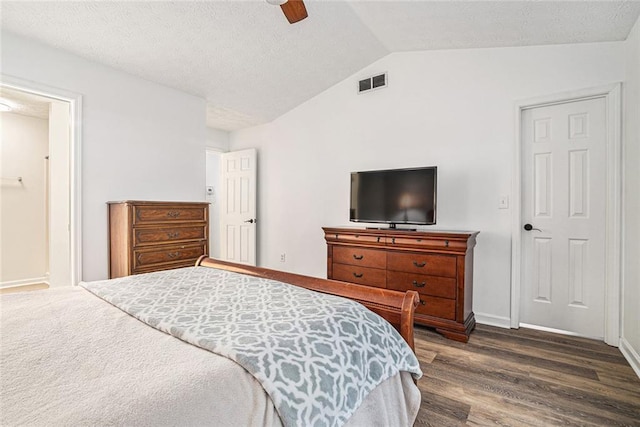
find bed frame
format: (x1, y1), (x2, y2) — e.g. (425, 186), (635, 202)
(195, 256), (420, 351)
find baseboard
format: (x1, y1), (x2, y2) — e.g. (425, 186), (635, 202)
(619, 337), (640, 379)
(0, 276), (49, 289)
(474, 312), (511, 329)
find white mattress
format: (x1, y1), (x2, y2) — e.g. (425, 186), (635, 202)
(0, 286), (420, 426)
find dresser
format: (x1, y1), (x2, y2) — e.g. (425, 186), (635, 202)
(323, 227), (478, 342)
(108, 201), (209, 279)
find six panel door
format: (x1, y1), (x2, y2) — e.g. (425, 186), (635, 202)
(521, 97), (607, 338)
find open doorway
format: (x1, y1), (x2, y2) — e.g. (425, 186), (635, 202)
(205, 147), (258, 265)
(0, 79), (82, 288)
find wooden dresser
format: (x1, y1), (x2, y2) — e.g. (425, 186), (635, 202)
(108, 201), (209, 279)
(323, 227), (478, 342)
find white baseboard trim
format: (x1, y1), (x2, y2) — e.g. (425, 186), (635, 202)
(475, 313), (511, 329)
(0, 276), (49, 289)
(619, 337), (640, 379)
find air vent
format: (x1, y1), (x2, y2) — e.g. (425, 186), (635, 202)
(372, 73), (386, 88)
(358, 72), (387, 94)
(359, 78), (372, 92)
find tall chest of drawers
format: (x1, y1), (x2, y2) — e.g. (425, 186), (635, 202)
(108, 201), (209, 279)
(323, 227), (478, 342)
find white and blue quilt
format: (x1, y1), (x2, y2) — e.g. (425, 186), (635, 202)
(81, 266), (422, 427)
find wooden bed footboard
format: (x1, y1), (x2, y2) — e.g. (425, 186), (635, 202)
(195, 256), (420, 351)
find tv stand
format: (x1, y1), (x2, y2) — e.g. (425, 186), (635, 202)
(323, 227), (479, 342)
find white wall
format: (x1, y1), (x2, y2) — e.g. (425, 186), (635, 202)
(207, 127), (230, 151)
(1, 32), (208, 282)
(622, 16), (640, 374)
(229, 41), (625, 324)
(0, 113), (48, 286)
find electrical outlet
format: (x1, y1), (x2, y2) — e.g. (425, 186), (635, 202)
(280, 253), (286, 263)
(499, 195), (509, 209)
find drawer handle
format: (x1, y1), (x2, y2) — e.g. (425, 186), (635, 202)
(445, 240), (450, 247)
(167, 251), (180, 259)
(167, 211), (181, 218)
(412, 280), (426, 288)
(353, 254), (364, 260)
(413, 261), (427, 268)
(167, 231), (180, 238)
(377, 237), (381, 243)
(353, 272), (363, 278)
(392, 237), (396, 244)
(420, 299), (426, 306)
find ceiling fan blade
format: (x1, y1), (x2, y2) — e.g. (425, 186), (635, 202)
(280, 0), (308, 24)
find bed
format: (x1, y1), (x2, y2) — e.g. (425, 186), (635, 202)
(0, 257), (422, 426)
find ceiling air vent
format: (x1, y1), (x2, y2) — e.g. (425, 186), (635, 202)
(358, 73), (387, 94)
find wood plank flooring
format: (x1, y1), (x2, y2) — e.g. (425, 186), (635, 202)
(414, 324), (640, 426)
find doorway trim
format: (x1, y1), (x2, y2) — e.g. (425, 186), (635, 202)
(1, 74), (83, 286)
(510, 83), (622, 346)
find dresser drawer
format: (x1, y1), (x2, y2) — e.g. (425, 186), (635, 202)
(326, 232), (386, 245)
(416, 295), (456, 320)
(133, 260), (196, 275)
(332, 264), (386, 288)
(387, 252), (457, 277)
(333, 246), (385, 268)
(388, 236), (467, 251)
(133, 205), (207, 224)
(386, 271), (456, 299)
(133, 243), (207, 270)
(133, 225), (207, 247)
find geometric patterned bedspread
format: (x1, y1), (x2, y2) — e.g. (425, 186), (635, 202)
(81, 266), (422, 427)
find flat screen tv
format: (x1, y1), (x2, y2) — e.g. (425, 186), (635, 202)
(350, 166), (437, 228)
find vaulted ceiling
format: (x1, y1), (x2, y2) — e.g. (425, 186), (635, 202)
(2, 1), (639, 130)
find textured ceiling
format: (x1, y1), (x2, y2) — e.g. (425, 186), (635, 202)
(1, 1), (639, 131)
(0, 87), (50, 120)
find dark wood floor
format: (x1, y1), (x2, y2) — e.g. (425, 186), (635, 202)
(414, 324), (640, 426)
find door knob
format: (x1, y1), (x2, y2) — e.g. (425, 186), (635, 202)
(244, 219), (256, 224)
(524, 224), (542, 232)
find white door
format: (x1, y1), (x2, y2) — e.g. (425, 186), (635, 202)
(220, 148), (257, 266)
(521, 97), (607, 338)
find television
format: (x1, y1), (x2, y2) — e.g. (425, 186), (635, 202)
(350, 166), (437, 228)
